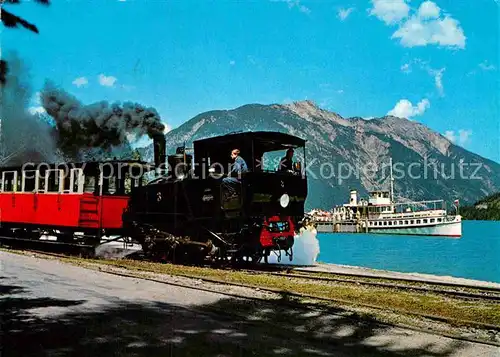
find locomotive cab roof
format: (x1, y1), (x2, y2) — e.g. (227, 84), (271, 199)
(193, 131), (305, 152)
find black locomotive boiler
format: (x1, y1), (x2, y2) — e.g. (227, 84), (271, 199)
(123, 131), (309, 265)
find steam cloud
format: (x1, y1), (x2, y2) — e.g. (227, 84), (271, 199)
(0, 53), (60, 166)
(40, 82), (165, 160)
(268, 229), (320, 266)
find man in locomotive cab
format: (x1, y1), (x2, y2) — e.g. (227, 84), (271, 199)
(278, 148), (295, 172)
(221, 148), (248, 200)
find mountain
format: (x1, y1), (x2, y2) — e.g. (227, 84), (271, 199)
(139, 100), (500, 210)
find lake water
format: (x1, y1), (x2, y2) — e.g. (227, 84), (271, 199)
(316, 220), (500, 283)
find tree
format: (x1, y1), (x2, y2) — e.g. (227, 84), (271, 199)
(0, 0), (51, 85)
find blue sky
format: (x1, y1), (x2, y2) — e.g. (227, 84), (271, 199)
(3, 0), (499, 162)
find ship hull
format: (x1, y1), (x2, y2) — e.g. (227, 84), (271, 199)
(367, 218), (462, 237)
(313, 216), (462, 237)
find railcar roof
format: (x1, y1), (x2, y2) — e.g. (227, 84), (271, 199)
(0, 159), (153, 172)
(193, 131), (306, 151)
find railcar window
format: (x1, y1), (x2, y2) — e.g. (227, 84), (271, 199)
(84, 175), (96, 193)
(72, 169), (84, 193)
(123, 173), (140, 194)
(22, 171), (37, 192)
(45, 169), (62, 193)
(1, 171), (18, 192)
(102, 177), (117, 195)
(63, 172), (71, 193)
(37, 171), (46, 193)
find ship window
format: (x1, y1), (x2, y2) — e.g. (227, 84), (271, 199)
(423, 219), (428, 223)
(388, 221), (392, 226)
(430, 218), (435, 223)
(384, 221), (387, 226)
(405, 220), (408, 224)
(411, 220), (414, 224)
(417, 219), (421, 224)
(399, 221), (403, 225)
(438, 218), (442, 222)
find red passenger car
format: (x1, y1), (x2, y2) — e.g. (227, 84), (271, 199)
(0, 160), (152, 243)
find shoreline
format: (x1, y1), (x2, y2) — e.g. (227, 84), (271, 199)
(296, 262), (500, 289)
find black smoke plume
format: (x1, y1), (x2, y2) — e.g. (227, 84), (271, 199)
(0, 53), (60, 166)
(40, 82), (165, 160)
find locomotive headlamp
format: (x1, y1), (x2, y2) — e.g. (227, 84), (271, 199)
(280, 193), (290, 208)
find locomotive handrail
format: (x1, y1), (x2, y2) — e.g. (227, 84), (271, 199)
(202, 227), (229, 246)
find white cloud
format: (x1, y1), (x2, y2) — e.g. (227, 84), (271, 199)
(229, 60), (236, 66)
(458, 129), (472, 145)
(428, 67), (445, 96)
(28, 106), (46, 115)
(371, 1), (466, 49)
(405, 59), (446, 96)
(444, 129), (472, 146)
(72, 76), (88, 87)
(444, 130), (456, 142)
(417, 0), (440, 19)
(369, 0), (410, 25)
(278, 0), (311, 14)
(479, 60), (496, 71)
(121, 84), (136, 91)
(387, 98), (430, 119)
(392, 14), (466, 49)
(336, 89), (344, 94)
(338, 7), (355, 21)
(98, 74), (117, 87)
(401, 63), (411, 73)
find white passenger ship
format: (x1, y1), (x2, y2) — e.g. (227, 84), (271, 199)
(308, 162), (462, 237)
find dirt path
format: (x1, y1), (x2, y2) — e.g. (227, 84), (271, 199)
(1, 251), (498, 357)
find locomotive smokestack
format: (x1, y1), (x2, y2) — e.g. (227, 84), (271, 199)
(153, 134), (166, 169)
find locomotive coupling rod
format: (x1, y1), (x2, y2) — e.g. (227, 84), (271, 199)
(203, 227), (229, 246)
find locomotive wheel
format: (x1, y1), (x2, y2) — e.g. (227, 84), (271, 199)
(232, 246), (263, 267)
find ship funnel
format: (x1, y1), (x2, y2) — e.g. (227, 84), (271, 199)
(350, 190), (357, 205)
(153, 134), (166, 170)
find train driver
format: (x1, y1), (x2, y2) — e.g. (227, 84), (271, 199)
(222, 149), (248, 199)
(278, 148), (295, 172)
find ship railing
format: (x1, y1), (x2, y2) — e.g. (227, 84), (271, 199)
(364, 210), (446, 220)
(392, 199), (445, 209)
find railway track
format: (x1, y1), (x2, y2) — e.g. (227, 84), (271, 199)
(248, 270), (500, 302)
(3, 238), (500, 303)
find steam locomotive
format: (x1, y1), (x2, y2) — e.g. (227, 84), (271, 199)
(0, 131), (309, 265)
